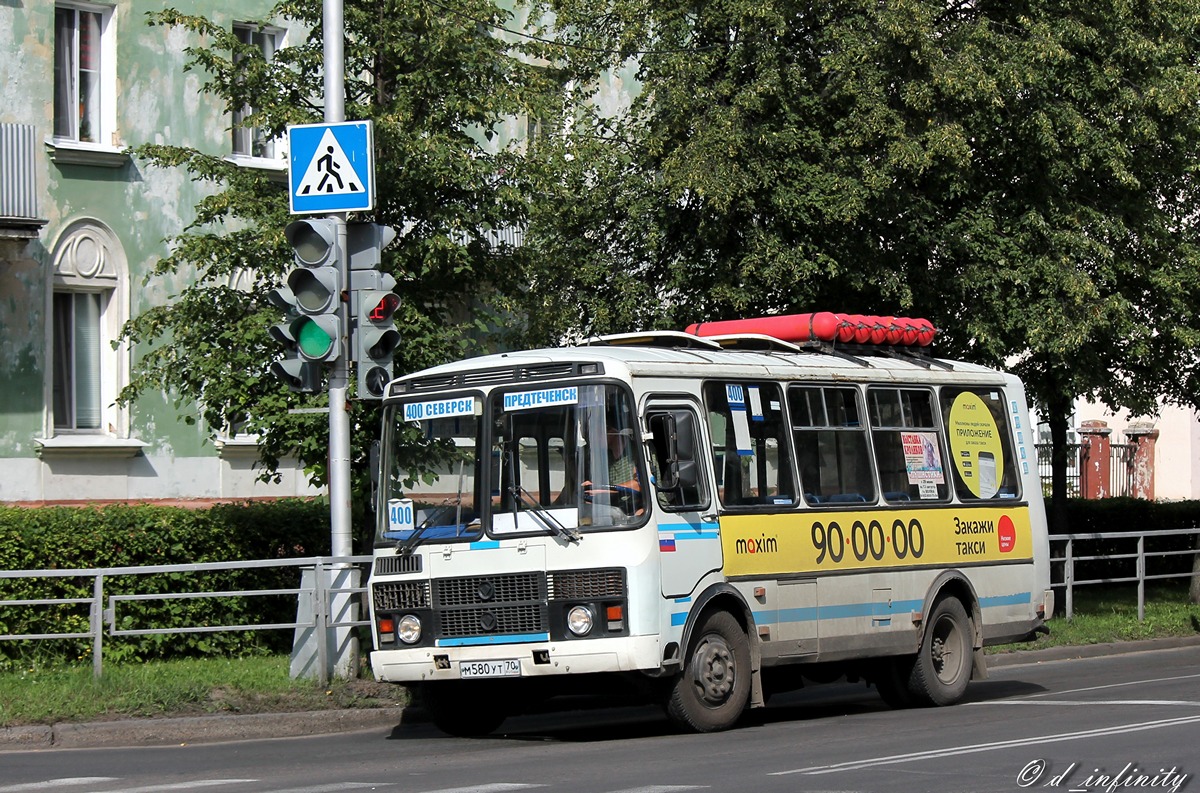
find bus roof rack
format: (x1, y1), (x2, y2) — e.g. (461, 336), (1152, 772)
(702, 333), (814, 353)
(583, 331), (724, 350)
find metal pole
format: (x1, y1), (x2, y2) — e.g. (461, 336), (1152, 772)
(92, 574), (104, 679)
(323, 0), (358, 679)
(1137, 535), (1145, 622)
(1065, 538), (1074, 620)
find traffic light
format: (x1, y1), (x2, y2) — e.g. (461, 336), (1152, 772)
(355, 273), (401, 399)
(267, 287), (322, 393)
(284, 218), (343, 362)
(348, 222), (397, 270)
(346, 222), (398, 399)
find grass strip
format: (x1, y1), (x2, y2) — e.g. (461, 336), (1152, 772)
(0, 655), (407, 727)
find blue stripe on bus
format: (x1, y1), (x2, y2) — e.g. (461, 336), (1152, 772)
(437, 632), (550, 647)
(748, 593), (1032, 625)
(469, 541), (500, 550)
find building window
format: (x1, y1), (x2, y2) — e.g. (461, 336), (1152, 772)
(53, 3), (114, 145)
(52, 291), (104, 430)
(232, 23), (281, 160)
(49, 222), (126, 435)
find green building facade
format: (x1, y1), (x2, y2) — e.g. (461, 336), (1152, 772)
(0, 1), (319, 504)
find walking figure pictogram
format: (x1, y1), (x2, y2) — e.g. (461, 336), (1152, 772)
(316, 146), (344, 193)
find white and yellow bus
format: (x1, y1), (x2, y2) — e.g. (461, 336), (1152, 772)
(367, 312), (1052, 735)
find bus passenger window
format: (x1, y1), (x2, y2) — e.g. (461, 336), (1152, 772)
(789, 385), (876, 504)
(940, 387), (1021, 501)
(868, 387), (949, 502)
(703, 382), (796, 507)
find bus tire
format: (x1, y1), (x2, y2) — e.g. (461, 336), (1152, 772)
(666, 610), (751, 732)
(421, 681), (508, 737)
(908, 596), (972, 706)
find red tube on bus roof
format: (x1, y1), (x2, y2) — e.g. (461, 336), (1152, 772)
(684, 312), (938, 347)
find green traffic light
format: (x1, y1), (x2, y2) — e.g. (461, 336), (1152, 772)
(297, 318), (335, 359)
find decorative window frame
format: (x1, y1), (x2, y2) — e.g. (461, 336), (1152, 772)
(35, 219), (137, 457)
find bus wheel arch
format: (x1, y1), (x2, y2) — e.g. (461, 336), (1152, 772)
(912, 574), (980, 706)
(668, 585), (761, 731)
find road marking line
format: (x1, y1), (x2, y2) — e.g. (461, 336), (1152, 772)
(980, 699), (1200, 707)
(0, 781), (118, 792)
(86, 781), (256, 793)
(769, 714), (1200, 776)
(418, 785), (547, 793)
(266, 785), (402, 793)
(1011, 672), (1200, 699)
(607, 787), (710, 793)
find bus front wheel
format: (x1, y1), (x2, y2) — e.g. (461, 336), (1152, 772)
(909, 596), (973, 706)
(666, 610), (751, 732)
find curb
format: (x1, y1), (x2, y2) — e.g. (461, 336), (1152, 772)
(1, 706), (409, 751)
(986, 633), (1200, 668)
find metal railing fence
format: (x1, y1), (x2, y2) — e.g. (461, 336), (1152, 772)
(0, 555), (371, 680)
(1048, 529), (1200, 620)
(1035, 438), (1139, 498)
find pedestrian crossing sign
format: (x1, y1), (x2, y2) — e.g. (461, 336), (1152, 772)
(287, 121), (375, 214)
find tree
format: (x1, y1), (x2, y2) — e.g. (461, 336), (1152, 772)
(523, 0), (1200, 528)
(118, 0), (553, 528)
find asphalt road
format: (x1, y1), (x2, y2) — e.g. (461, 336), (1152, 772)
(2, 641), (1198, 793)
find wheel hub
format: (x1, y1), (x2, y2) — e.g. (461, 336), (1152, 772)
(692, 637), (736, 703)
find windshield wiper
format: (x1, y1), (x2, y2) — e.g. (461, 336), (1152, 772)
(396, 511), (439, 556)
(510, 485), (581, 544)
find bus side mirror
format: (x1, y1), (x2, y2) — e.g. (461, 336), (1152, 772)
(649, 411), (698, 492)
(674, 412), (699, 490)
(650, 413), (680, 490)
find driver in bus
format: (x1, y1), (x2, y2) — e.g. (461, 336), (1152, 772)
(582, 427), (643, 515)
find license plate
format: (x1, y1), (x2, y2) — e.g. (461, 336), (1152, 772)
(459, 659), (520, 679)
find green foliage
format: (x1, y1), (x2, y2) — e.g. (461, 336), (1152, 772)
(118, 1), (558, 493)
(523, 0), (1200, 430)
(0, 502), (330, 670)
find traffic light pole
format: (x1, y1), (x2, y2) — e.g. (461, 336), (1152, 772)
(323, 0), (357, 681)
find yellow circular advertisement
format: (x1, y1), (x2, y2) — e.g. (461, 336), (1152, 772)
(948, 393), (1003, 498)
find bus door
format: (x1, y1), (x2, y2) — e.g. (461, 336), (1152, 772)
(645, 402), (721, 598)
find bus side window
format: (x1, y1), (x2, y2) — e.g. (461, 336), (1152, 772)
(789, 385), (877, 504)
(940, 387), (1021, 501)
(702, 382), (796, 507)
(868, 387), (949, 502)
(647, 408), (707, 511)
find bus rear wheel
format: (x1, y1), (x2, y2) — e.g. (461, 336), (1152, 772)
(909, 596), (973, 706)
(666, 610), (751, 732)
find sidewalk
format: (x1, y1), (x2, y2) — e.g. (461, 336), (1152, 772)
(4, 635), (1199, 751)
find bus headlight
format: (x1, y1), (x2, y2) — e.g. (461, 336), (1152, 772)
(567, 605), (594, 636)
(397, 614), (422, 644)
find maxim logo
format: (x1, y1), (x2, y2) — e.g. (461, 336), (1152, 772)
(735, 535), (779, 554)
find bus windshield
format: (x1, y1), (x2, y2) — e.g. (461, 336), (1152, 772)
(377, 383), (645, 548)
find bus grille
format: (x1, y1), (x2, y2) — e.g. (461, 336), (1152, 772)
(548, 568), (626, 599)
(373, 580), (430, 610)
(374, 554), (422, 575)
(438, 602), (548, 637)
(433, 572), (548, 638)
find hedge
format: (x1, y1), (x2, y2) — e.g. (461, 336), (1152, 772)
(0, 500), (333, 669)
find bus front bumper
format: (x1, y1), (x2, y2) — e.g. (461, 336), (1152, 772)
(371, 634), (663, 683)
